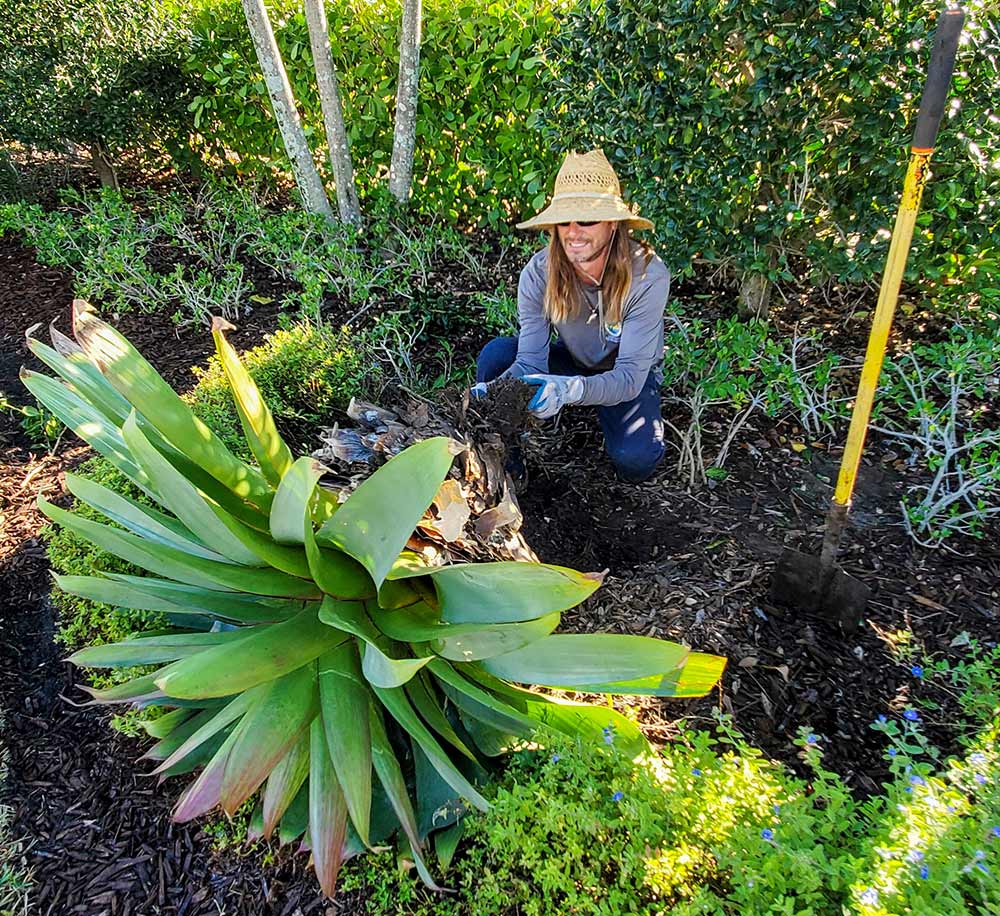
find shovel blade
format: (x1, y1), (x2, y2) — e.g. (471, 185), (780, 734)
(770, 548), (870, 628)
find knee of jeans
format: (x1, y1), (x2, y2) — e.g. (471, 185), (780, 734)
(476, 336), (518, 383)
(607, 440), (665, 483)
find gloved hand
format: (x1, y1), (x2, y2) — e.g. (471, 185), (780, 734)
(469, 382), (489, 400)
(522, 374), (585, 420)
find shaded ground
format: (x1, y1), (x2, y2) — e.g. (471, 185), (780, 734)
(2, 228), (998, 913)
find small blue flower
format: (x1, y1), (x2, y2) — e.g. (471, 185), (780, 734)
(974, 850), (986, 860)
(888, 748), (898, 757)
(910, 775), (926, 786)
(773, 803), (781, 815)
(904, 709), (920, 722)
(920, 865), (929, 880)
(805, 733), (819, 745)
(908, 849), (924, 863)
(603, 732), (615, 746)
(692, 767), (702, 777)
(977, 862), (991, 875)
(760, 828), (774, 841)
(911, 665), (924, 678)
(970, 753), (986, 766)
(990, 826), (1000, 839)
(611, 791), (624, 802)
(975, 773), (987, 786)
(876, 714), (888, 725)
(550, 754), (560, 763)
(947, 805), (957, 813)
(905, 786), (913, 793)
(860, 887), (879, 906)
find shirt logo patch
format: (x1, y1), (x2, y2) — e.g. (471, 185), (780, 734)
(605, 322), (622, 341)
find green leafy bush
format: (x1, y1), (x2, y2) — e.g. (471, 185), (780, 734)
(875, 325), (1000, 546)
(183, 0), (563, 225)
(538, 0), (1000, 310)
(0, 0), (197, 183)
(362, 696), (997, 916)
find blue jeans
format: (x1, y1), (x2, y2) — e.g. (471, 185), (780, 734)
(476, 336), (666, 483)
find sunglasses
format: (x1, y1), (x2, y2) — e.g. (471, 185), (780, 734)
(557, 220), (599, 228)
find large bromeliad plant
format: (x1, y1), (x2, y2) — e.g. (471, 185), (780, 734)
(24, 302), (726, 896)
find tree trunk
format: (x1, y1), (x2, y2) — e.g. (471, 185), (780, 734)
(738, 271), (772, 319)
(240, 0), (334, 221)
(303, 0), (361, 226)
(88, 139), (119, 191)
(388, 0), (421, 204)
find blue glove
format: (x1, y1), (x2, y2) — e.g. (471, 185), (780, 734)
(469, 382), (489, 400)
(522, 374), (585, 420)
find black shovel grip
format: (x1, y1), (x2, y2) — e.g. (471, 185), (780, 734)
(911, 8), (965, 151)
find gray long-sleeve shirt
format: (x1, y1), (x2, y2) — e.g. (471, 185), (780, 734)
(503, 242), (671, 406)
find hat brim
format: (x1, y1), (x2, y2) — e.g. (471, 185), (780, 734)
(516, 195), (654, 232)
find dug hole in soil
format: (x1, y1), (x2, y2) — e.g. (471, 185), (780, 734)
(2, 231), (999, 914)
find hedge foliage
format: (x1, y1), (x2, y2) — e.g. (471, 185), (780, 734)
(536, 0), (1000, 306)
(0, 0), (196, 166)
(184, 0), (563, 224)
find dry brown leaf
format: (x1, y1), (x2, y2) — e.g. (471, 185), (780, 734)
(424, 479), (471, 542)
(909, 593), (948, 612)
(738, 656), (759, 668)
(775, 665), (790, 682)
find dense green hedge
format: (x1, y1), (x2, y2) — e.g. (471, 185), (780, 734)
(536, 0), (1000, 307)
(185, 0), (563, 224)
(0, 0), (196, 172)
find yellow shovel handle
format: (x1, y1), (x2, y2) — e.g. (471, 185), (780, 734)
(833, 8), (964, 508)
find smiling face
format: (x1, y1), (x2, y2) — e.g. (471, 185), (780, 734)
(555, 220), (617, 277)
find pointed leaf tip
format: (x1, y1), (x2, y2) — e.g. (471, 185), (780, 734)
(212, 316), (237, 333)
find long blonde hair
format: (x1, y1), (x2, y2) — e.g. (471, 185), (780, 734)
(543, 225), (649, 326)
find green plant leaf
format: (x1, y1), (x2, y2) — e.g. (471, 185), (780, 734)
(318, 437), (457, 588)
(405, 673), (477, 762)
(55, 573), (304, 624)
(122, 412), (264, 566)
(390, 560), (601, 624)
(309, 717), (349, 897)
(212, 317), (294, 485)
(63, 472), (223, 561)
(318, 642), (373, 847)
(220, 664), (318, 815)
(372, 684), (489, 812)
(26, 334), (131, 424)
(479, 634), (690, 689)
(69, 629), (249, 667)
(369, 704), (442, 891)
(317, 597), (430, 688)
(72, 302), (273, 509)
(152, 689), (263, 775)
(271, 456), (323, 545)
(374, 601), (561, 661)
(155, 606), (347, 699)
(21, 369), (149, 488)
(262, 731), (310, 839)
(39, 497), (321, 599)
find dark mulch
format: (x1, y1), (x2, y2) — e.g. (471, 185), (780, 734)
(2, 221), (998, 915)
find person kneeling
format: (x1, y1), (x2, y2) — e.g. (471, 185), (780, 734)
(475, 149), (670, 483)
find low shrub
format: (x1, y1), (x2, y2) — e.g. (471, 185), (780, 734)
(348, 672), (999, 916)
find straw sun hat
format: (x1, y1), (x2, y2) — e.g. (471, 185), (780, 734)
(516, 148), (654, 232)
